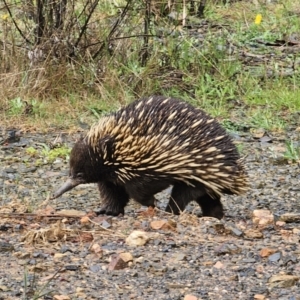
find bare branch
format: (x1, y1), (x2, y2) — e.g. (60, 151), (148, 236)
(2, 0), (33, 45)
(74, 0), (99, 49)
(92, 0), (133, 59)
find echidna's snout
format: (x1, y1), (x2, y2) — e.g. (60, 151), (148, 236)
(51, 178), (80, 199)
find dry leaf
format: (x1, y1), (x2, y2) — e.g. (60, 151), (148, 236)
(139, 206), (156, 217)
(150, 219), (176, 231)
(150, 220), (168, 230)
(54, 295), (71, 300)
(80, 216), (90, 224)
(78, 232), (93, 243)
(260, 248), (277, 257)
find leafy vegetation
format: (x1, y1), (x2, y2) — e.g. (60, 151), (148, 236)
(26, 145), (71, 163)
(0, 0), (300, 131)
(284, 140), (300, 163)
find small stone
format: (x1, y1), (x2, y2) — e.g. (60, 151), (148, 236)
(0, 285), (9, 291)
(119, 252), (133, 263)
(13, 252), (31, 259)
(60, 245), (72, 254)
(213, 261), (224, 269)
(172, 253), (186, 262)
(260, 248), (277, 257)
(54, 253), (67, 260)
(135, 256), (144, 264)
(280, 229), (294, 240)
(4, 168), (16, 173)
(101, 219), (112, 229)
(65, 265), (79, 271)
(108, 254), (127, 271)
(252, 128), (265, 139)
(76, 287), (87, 298)
(275, 221), (285, 227)
(0, 225), (10, 231)
(21, 167), (37, 173)
(280, 213), (300, 223)
(90, 264), (100, 273)
(28, 259), (37, 265)
(293, 228), (300, 235)
(228, 275), (238, 281)
(126, 230), (149, 246)
(256, 265), (264, 273)
(268, 274), (299, 288)
(14, 224), (24, 231)
(215, 243), (241, 255)
(268, 252), (281, 262)
(244, 229), (263, 239)
(18, 259), (28, 266)
(252, 209), (274, 226)
(90, 243), (102, 255)
(0, 242), (14, 252)
(242, 258), (256, 263)
(254, 295), (265, 300)
(184, 295), (198, 300)
(228, 225), (243, 237)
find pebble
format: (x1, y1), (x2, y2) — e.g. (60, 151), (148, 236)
(268, 252), (282, 263)
(65, 265), (79, 271)
(90, 265), (101, 273)
(0, 242), (14, 252)
(280, 213), (300, 223)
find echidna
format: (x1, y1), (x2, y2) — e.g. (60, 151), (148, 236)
(51, 96), (248, 219)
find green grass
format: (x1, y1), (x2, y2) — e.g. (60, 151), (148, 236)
(23, 266), (58, 300)
(9, 97), (24, 116)
(284, 140), (300, 163)
(0, 0), (300, 131)
(26, 145), (71, 163)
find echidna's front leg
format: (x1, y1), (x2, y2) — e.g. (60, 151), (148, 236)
(96, 181), (129, 216)
(125, 181), (157, 207)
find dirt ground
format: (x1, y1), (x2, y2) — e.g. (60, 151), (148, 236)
(0, 127), (299, 300)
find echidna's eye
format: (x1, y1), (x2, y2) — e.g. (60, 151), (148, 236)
(76, 172), (84, 179)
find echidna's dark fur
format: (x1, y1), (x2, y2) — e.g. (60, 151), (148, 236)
(52, 96), (248, 219)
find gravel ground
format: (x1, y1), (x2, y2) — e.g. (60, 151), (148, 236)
(0, 125), (300, 300)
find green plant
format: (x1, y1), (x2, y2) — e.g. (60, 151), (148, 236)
(9, 97), (24, 115)
(249, 110), (286, 131)
(235, 142), (245, 155)
(41, 145), (71, 162)
(30, 99), (46, 117)
(26, 147), (38, 156)
(25, 145), (71, 162)
(284, 140), (300, 163)
(221, 119), (244, 133)
(0, 0), (299, 133)
(23, 266), (58, 300)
